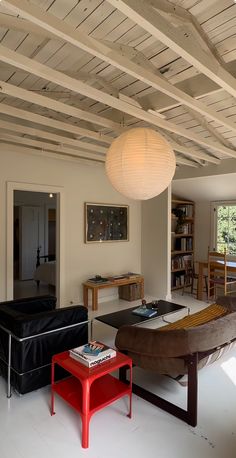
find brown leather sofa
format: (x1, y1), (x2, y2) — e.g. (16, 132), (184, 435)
(115, 296), (236, 426)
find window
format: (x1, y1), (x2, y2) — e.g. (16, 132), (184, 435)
(213, 202), (236, 255)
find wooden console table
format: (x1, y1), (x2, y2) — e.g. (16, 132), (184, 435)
(83, 275), (144, 311)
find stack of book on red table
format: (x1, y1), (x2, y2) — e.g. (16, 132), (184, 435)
(69, 341), (116, 368)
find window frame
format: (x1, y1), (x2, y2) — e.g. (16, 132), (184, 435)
(211, 200), (236, 259)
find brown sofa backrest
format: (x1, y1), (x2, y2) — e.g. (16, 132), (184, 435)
(115, 296), (236, 358)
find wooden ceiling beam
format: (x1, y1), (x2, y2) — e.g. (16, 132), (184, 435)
(106, 0), (236, 99)
(0, 12), (61, 39)
(0, 141), (104, 165)
(0, 104), (219, 164)
(0, 83), (119, 132)
(175, 155), (199, 168)
(0, 133), (193, 169)
(0, 102), (114, 146)
(146, 0), (224, 64)
(2, 1), (236, 138)
(0, 133), (105, 162)
(0, 119), (107, 154)
(165, 137), (220, 165)
(0, 44), (235, 160)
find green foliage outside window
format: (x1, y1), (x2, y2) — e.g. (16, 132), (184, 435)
(216, 205), (236, 255)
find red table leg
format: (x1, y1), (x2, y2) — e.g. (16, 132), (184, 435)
(81, 379), (90, 448)
(128, 363), (132, 419)
(51, 360), (55, 416)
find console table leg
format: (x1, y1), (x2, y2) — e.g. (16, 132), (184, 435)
(83, 285), (88, 308)
(92, 288), (98, 311)
(140, 280), (144, 299)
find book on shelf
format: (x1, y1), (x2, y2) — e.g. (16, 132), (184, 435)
(132, 306), (158, 318)
(69, 341), (116, 368)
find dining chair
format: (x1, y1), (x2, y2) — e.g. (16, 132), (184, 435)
(182, 259), (208, 298)
(208, 249), (236, 300)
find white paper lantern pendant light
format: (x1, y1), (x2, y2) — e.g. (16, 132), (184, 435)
(105, 127), (176, 200)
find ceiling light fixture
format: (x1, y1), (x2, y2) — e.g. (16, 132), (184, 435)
(105, 127), (176, 200)
(49, 193), (53, 198)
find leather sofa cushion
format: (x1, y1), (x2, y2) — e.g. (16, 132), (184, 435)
(0, 295), (56, 321)
(0, 304), (87, 338)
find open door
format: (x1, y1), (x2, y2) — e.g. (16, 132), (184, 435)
(13, 191), (57, 299)
(19, 206), (40, 280)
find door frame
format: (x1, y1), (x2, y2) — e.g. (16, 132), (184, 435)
(7, 181), (65, 307)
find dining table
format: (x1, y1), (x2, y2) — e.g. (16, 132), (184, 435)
(197, 260), (236, 300)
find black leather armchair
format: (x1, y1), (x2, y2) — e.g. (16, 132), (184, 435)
(0, 295), (88, 396)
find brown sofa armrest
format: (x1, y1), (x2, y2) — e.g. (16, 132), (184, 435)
(115, 325), (189, 358)
(216, 295), (236, 312)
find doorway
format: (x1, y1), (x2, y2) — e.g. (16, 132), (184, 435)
(13, 191), (57, 299)
(7, 182), (65, 306)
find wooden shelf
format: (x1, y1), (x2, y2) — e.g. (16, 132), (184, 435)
(171, 268), (185, 273)
(171, 197), (195, 292)
(171, 250), (194, 255)
(172, 199), (194, 204)
(174, 234), (193, 238)
(53, 374), (130, 416)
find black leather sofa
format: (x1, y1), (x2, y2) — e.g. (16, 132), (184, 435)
(0, 295), (88, 395)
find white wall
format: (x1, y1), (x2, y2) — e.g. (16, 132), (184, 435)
(0, 149), (141, 306)
(194, 202), (211, 263)
(141, 188), (171, 299)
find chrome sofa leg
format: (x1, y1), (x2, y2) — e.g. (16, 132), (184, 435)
(7, 334), (12, 398)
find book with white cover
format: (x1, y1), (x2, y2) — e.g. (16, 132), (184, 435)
(69, 341), (116, 368)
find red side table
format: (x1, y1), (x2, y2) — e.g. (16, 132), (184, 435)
(51, 350), (132, 448)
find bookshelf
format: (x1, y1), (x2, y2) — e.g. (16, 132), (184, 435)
(171, 198), (195, 291)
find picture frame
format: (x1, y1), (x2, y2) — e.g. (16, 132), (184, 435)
(84, 203), (129, 243)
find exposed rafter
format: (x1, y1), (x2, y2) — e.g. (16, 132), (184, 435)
(0, 81), (117, 144)
(0, 119), (107, 155)
(0, 44), (234, 160)
(106, 0), (236, 99)
(0, 134), (105, 163)
(0, 103), (114, 144)
(174, 155), (198, 168)
(147, 0), (225, 64)
(0, 101), (220, 165)
(184, 107), (235, 151)
(0, 11), (61, 39)
(163, 134), (220, 165)
(0, 78), (118, 131)
(1, 0), (236, 170)
(2, 0), (236, 140)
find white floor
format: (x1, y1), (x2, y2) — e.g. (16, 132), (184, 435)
(1, 293), (236, 458)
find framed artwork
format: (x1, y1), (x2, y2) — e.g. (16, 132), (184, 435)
(85, 203), (129, 243)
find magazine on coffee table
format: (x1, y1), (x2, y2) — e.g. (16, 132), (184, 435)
(69, 341), (116, 368)
(132, 306), (158, 318)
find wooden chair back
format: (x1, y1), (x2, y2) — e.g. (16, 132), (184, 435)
(207, 249), (236, 298)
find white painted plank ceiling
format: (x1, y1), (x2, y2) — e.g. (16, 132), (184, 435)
(0, 0), (236, 168)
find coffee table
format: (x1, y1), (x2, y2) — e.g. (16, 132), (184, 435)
(95, 300), (186, 330)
